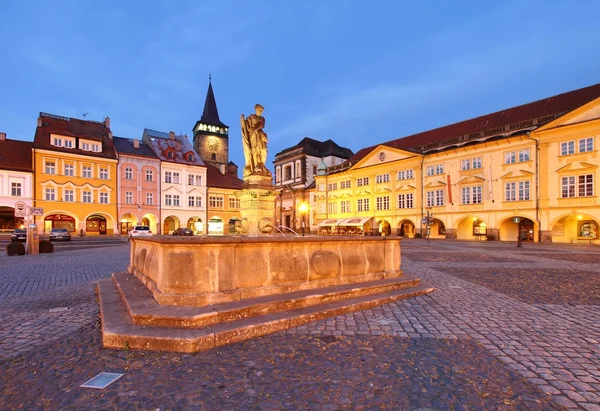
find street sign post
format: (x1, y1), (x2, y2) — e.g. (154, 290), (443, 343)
(15, 201), (27, 218)
(29, 207), (44, 216)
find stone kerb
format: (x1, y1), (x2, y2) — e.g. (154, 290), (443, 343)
(128, 236), (402, 307)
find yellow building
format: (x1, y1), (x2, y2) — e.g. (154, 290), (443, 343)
(314, 83), (600, 244)
(33, 113), (118, 235)
(206, 164), (243, 234)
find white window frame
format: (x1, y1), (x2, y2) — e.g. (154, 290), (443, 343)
(64, 189), (74, 202)
(579, 137), (594, 153)
(64, 164), (74, 176)
(461, 159), (471, 171)
(83, 191), (92, 203)
(83, 166), (92, 178)
(146, 192), (153, 205)
(472, 157), (482, 169)
(146, 169), (153, 182)
(11, 182), (22, 197)
(125, 167), (133, 180)
(100, 168), (108, 180)
(45, 161), (56, 174)
(125, 191), (133, 204)
(99, 192), (108, 204)
(45, 188), (55, 201)
(561, 141), (575, 156)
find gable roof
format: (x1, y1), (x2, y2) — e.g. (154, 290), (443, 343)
(274, 137), (354, 160)
(0, 138), (33, 172)
(113, 136), (159, 159)
(34, 112), (117, 160)
(347, 83), (600, 165)
(143, 128), (205, 166)
(206, 164), (243, 190)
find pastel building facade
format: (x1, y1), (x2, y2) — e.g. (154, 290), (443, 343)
(143, 129), (207, 234)
(33, 113), (118, 235)
(0, 132), (34, 231)
(273, 137), (353, 232)
(114, 136), (161, 234)
(206, 165), (243, 234)
(313, 83), (600, 243)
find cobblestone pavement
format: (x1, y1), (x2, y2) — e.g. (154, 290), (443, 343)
(0, 240), (599, 409)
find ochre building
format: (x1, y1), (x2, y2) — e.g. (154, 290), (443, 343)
(313, 83), (600, 244)
(33, 113), (118, 235)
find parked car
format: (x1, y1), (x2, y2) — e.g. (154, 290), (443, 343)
(49, 227), (71, 241)
(129, 225), (153, 239)
(10, 228), (27, 242)
(172, 228), (193, 236)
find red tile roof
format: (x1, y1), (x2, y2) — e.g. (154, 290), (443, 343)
(348, 83), (600, 165)
(0, 138), (33, 172)
(34, 113), (117, 159)
(206, 164), (243, 190)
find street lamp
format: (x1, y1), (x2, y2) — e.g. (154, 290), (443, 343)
(299, 202), (308, 236)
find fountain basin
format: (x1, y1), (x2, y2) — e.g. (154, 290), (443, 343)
(129, 236), (402, 306)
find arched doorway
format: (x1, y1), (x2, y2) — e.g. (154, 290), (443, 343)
(208, 217), (223, 235)
(377, 220), (391, 236)
(44, 213), (76, 233)
(86, 215), (107, 235)
(142, 213), (158, 234)
(550, 215), (598, 243)
(120, 213), (136, 235)
(456, 216), (486, 240)
(163, 215), (179, 235)
(499, 217), (535, 242)
(228, 217), (241, 234)
(430, 218), (446, 239)
(0, 206), (23, 231)
(398, 219), (415, 238)
(473, 219), (487, 240)
(187, 217), (203, 234)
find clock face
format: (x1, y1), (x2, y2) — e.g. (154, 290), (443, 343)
(208, 138), (220, 151)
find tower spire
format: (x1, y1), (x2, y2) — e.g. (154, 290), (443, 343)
(200, 76), (226, 127)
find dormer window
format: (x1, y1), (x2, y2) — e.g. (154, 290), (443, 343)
(91, 144), (100, 152)
(186, 152), (194, 161)
(53, 138), (63, 147)
(167, 151), (174, 159)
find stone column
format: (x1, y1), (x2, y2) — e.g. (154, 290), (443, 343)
(239, 175), (276, 237)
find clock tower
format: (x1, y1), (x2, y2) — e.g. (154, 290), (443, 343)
(193, 77), (230, 170)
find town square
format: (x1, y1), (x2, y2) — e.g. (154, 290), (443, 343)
(0, 239), (599, 408)
(1, 1), (600, 409)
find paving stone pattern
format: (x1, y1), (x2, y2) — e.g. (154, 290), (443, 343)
(0, 240), (599, 409)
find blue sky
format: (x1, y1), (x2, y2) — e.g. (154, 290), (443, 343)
(1, 0), (599, 170)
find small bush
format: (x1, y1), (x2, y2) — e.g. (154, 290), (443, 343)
(39, 240), (54, 253)
(6, 242), (25, 256)
(414, 233), (422, 239)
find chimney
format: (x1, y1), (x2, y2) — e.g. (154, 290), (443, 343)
(37, 117), (42, 127)
(0, 132), (6, 141)
(133, 139), (140, 149)
(169, 131), (175, 140)
(104, 116), (111, 128)
(219, 164), (226, 174)
(108, 131), (113, 139)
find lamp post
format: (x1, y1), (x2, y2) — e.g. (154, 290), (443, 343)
(299, 202), (308, 236)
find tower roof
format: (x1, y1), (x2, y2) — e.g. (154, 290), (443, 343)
(200, 79), (228, 128)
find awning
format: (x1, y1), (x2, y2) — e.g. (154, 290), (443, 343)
(317, 219), (342, 227)
(338, 217), (373, 227)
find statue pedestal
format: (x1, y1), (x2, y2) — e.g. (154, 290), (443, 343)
(240, 175), (276, 236)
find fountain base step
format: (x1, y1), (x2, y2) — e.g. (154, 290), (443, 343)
(98, 272), (435, 353)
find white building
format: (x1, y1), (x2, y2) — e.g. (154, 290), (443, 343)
(0, 133), (34, 231)
(273, 137), (353, 232)
(143, 129), (207, 234)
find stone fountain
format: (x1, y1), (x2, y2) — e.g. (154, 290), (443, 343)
(98, 104), (434, 353)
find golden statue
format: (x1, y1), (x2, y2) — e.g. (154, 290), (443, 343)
(241, 104), (271, 178)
